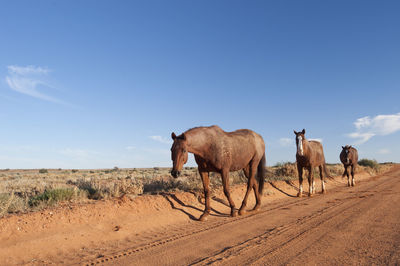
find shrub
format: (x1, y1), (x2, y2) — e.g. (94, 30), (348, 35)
(39, 169), (48, 174)
(143, 178), (202, 193)
(358, 159), (379, 169)
(0, 193), (29, 217)
(28, 188), (86, 207)
(273, 161), (293, 167)
(73, 178), (143, 199)
(72, 169), (79, 173)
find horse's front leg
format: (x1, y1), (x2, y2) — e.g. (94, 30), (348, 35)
(344, 166), (350, 187)
(297, 164), (303, 197)
(351, 165), (355, 186)
(221, 169), (237, 217)
(199, 170), (211, 221)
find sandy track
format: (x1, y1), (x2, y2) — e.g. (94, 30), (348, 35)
(0, 166), (399, 265)
(85, 166), (400, 266)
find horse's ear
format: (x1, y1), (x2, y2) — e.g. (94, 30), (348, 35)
(171, 132), (177, 140)
(342, 146), (345, 149)
(301, 129), (305, 134)
(293, 130), (298, 135)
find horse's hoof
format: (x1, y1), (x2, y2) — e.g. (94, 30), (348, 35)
(199, 213), (209, 221)
(231, 209), (238, 217)
(297, 192), (303, 197)
(322, 190), (327, 194)
(308, 193), (313, 197)
(239, 208), (247, 216)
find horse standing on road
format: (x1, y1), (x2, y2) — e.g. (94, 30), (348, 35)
(171, 125), (266, 221)
(340, 145), (358, 187)
(294, 129), (329, 197)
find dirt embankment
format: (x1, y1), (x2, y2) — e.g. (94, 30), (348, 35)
(0, 166), (399, 265)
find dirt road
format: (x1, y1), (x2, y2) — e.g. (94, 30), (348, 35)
(1, 167), (399, 265)
(84, 166), (400, 266)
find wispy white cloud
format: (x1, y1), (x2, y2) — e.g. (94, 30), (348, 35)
(279, 138), (294, 147)
(378, 148), (390, 154)
(149, 135), (172, 144)
(8, 65), (50, 75)
(125, 146), (136, 151)
(348, 113), (400, 144)
(5, 65), (66, 104)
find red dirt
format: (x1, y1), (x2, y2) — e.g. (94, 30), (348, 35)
(1, 167), (399, 265)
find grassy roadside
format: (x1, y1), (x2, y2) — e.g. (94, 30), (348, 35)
(0, 162), (394, 217)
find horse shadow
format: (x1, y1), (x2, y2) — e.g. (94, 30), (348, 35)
(162, 193), (228, 221)
(285, 180), (299, 190)
(269, 181), (297, 198)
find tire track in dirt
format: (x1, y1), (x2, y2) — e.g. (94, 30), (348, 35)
(83, 194), (313, 265)
(191, 168), (400, 265)
(83, 166), (400, 266)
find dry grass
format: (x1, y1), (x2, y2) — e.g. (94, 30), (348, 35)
(0, 162), (394, 217)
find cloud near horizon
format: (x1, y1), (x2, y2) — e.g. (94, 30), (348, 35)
(149, 135), (172, 144)
(348, 113), (400, 144)
(5, 65), (65, 104)
(279, 138), (294, 147)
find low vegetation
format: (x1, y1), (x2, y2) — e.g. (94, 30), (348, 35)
(358, 158), (379, 169)
(0, 161), (393, 217)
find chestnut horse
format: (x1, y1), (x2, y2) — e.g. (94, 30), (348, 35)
(340, 145), (358, 187)
(294, 129), (329, 197)
(171, 125), (266, 221)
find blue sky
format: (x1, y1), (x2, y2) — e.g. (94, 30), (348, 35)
(0, 0), (399, 169)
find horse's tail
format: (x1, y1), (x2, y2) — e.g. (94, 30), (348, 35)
(257, 153), (266, 195)
(323, 162), (332, 179)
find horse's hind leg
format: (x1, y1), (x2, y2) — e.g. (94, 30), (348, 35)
(221, 169), (237, 217)
(239, 163), (257, 215)
(252, 181), (261, 212)
(351, 165), (355, 186)
(307, 166), (313, 197)
(199, 170), (211, 221)
(312, 173), (316, 194)
(319, 165), (326, 194)
(242, 166), (261, 212)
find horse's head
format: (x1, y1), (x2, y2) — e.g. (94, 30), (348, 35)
(341, 145), (352, 164)
(170, 132), (189, 178)
(294, 129), (306, 156)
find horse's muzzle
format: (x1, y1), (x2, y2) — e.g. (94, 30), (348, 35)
(171, 170), (181, 178)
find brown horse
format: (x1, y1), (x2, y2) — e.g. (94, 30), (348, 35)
(171, 125), (266, 221)
(294, 129), (329, 197)
(340, 145), (358, 187)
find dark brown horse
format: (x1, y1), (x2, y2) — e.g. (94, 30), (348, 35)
(171, 125), (266, 221)
(294, 129), (329, 197)
(340, 145), (358, 187)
